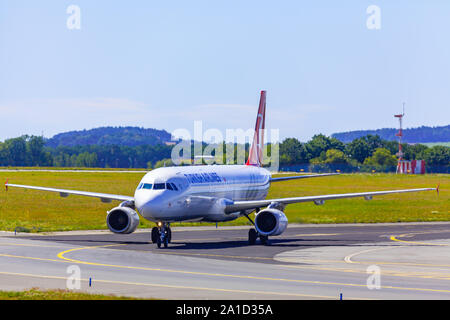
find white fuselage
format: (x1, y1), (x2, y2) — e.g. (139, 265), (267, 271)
(134, 165), (271, 223)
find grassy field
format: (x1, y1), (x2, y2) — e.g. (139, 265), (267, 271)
(0, 166), (147, 171)
(0, 170), (447, 232)
(0, 288), (139, 300)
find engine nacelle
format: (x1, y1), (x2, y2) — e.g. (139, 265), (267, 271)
(254, 208), (288, 236)
(106, 206), (140, 234)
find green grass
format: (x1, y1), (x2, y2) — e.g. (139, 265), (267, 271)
(0, 170), (447, 232)
(0, 288), (140, 300)
(0, 170), (146, 232)
(0, 166), (147, 171)
(271, 173), (448, 224)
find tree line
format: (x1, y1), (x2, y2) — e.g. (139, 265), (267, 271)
(332, 125), (450, 143)
(0, 134), (448, 173)
(279, 134), (449, 173)
(0, 136), (172, 169)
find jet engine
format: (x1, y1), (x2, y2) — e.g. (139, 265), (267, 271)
(106, 206), (140, 234)
(254, 208), (288, 236)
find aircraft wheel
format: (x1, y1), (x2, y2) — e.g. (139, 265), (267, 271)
(151, 227), (159, 243)
(167, 227), (172, 243)
(248, 228), (258, 245)
(260, 235), (270, 246)
(156, 237), (162, 248)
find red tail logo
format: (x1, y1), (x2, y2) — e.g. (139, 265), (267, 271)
(246, 91), (266, 167)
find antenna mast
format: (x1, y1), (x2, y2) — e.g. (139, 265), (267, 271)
(394, 103), (405, 173)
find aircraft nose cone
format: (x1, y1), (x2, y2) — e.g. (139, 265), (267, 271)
(134, 191), (165, 219)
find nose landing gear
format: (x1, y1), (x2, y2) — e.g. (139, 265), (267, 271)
(151, 223), (172, 248)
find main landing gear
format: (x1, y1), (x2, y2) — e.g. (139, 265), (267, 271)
(151, 222), (172, 248)
(248, 228), (269, 245)
(244, 213), (270, 246)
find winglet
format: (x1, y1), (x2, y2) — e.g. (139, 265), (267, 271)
(436, 183), (440, 195)
(5, 179), (8, 192)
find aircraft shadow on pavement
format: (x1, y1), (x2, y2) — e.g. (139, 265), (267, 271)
(167, 238), (396, 250)
(18, 234), (397, 251)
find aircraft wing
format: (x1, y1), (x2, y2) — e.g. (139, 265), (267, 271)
(270, 173), (340, 182)
(5, 183), (134, 203)
(225, 187), (437, 213)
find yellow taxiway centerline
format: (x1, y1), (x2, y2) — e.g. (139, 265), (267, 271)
(390, 235), (450, 246)
(1, 235), (450, 296)
(54, 245), (450, 294)
(0, 270), (344, 300)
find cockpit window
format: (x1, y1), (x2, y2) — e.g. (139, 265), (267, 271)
(153, 183), (165, 190)
(140, 182), (179, 191)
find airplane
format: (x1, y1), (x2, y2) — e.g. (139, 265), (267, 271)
(5, 91), (438, 248)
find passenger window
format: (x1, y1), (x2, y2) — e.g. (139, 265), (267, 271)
(153, 183), (165, 190)
(143, 183), (153, 190)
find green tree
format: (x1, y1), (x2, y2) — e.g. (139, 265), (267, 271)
(0, 142), (9, 166)
(26, 136), (51, 166)
(279, 138), (309, 165)
(403, 143), (429, 160)
(153, 158), (174, 169)
(423, 146), (450, 167)
(345, 138), (371, 163)
(305, 134), (344, 160)
(323, 149), (350, 164)
(364, 148), (397, 167)
(382, 140), (400, 156)
(5, 137), (27, 166)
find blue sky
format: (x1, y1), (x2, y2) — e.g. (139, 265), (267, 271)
(1, 1), (449, 142)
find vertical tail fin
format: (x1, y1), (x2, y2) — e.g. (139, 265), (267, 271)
(246, 90), (266, 167)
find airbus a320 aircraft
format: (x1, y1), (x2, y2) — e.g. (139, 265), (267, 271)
(6, 91), (437, 248)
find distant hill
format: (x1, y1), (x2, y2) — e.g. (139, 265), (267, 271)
(332, 125), (450, 144)
(45, 126), (173, 148)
